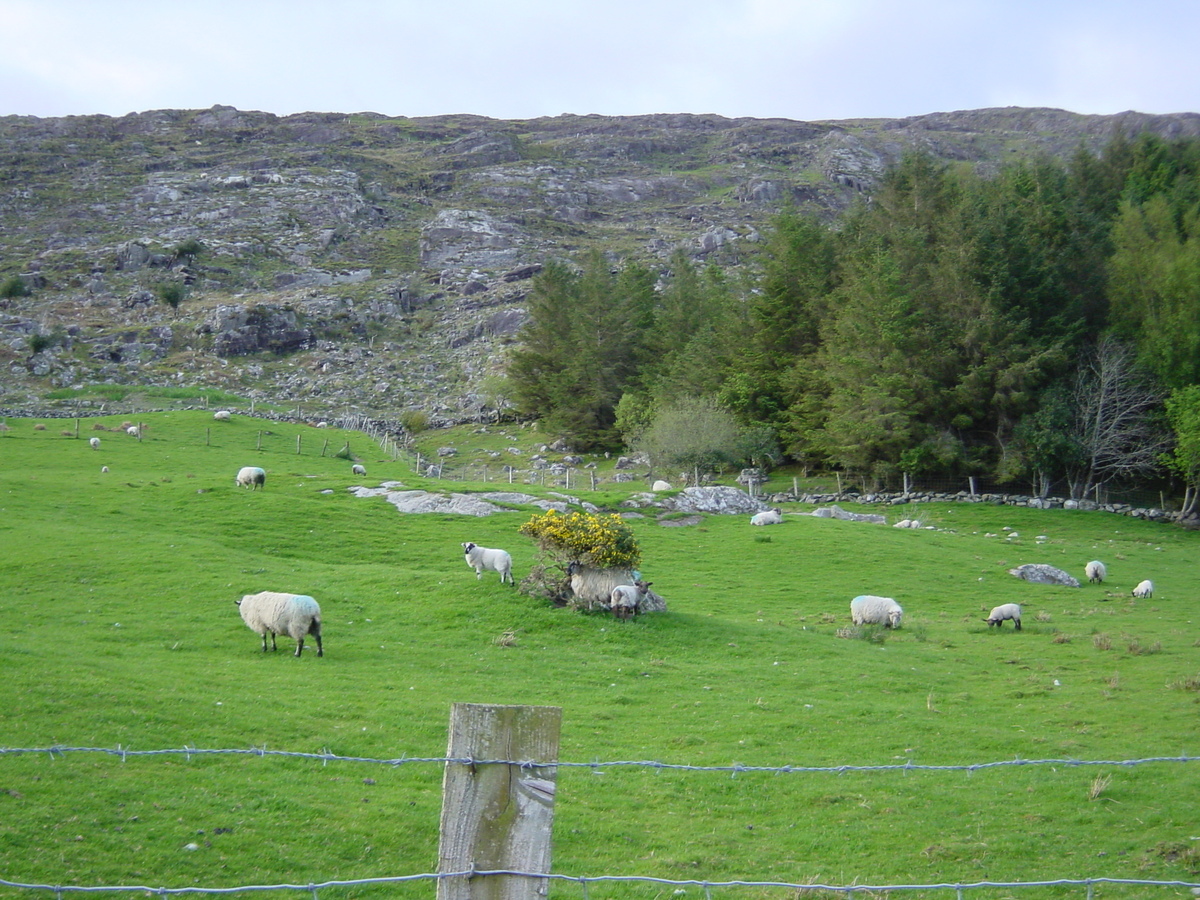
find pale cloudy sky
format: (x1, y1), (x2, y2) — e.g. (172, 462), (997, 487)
(2, 0), (1197, 122)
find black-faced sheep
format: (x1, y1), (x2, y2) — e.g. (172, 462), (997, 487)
(985, 603), (1022, 630)
(850, 595), (903, 628)
(236, 591), (323, 657)
(462, 542), (514, 584)
(1085, 560), (1107, 584)
(351, 464), (366, 476)
(750, 508), (783, 526)
(610, 581), (653, 620)
(1132, 579), (1154, 598)
(236, 466), (266, 490)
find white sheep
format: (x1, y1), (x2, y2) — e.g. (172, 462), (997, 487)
(984, 603), (1022, 630)
(651, 480), (672, 491)
(850, 595), (904, 629)
(236, 591), (323, 657)
(89, 437), (101, 450)
(351, 463), (366, 476)
(213, 410), (232, 421)
(235, 466), (266, 490)
(101, 465), (109, 473)
(462, 541), (514, 584)
(126, 425), (140, 437)
(750, 507), (783, 526)
(610, 581), (653, 620)
(1085, 560), (1107, 584)
(1132, 579), (1154, 599)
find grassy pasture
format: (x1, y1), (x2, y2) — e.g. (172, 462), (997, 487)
(0, 411), (1198, 898)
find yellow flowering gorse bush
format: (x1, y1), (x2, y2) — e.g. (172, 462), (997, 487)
(518, 509), (641, 570)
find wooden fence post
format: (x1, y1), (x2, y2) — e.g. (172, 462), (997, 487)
(437, 703), (562, 900)
(296, 434), (302, 455)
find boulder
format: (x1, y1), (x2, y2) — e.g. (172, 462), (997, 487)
(1007, 564), (1081, 587)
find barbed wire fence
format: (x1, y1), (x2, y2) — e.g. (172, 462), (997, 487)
(3, 746), (1199, 899)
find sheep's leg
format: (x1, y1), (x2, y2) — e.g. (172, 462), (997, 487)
(310, 621), (324, 657)
(269, 631), (278, 652)
(1014, 621), (1021, 631)
(260, 633), (269, 652)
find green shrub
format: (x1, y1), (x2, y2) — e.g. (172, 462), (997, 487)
(1, 275), (30, 298)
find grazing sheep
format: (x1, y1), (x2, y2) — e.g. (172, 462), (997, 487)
(236, 591), (323, 657)
(89, 437), (101, 450)
(985, 603), (1022, 630)
(1085, 560), (1107, 584)
(213, 410), (232, 421)
(610, 581), (653, 620)
(462, 541), (514, 584)
(1007, 564), (1080, 587)
(351, 463), (366, 476)
(1132, 579), (1154, 599)
(850, 595), (904, 629)
(235, 466), (266, 490)
(750, 507), (783, 526)
(101, 466), (109, 473)
(126, 426), (140, 437)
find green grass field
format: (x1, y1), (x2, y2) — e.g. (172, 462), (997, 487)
(1, 411), (1198, 898)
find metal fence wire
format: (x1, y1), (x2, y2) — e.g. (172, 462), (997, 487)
(2, 746), (1199, 898)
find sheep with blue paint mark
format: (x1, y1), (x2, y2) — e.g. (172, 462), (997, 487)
(236, 466), (266, 490)
(850, 595), (903, 629)
(236, 591), (323, 657)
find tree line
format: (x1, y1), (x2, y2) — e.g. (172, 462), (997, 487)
(506, 132), (1200, 512)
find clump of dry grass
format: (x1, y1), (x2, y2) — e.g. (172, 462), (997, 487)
(1088, 773), (1112, 801)
(493, 628), (519, 647)
(1093, 633), (1112, 651)
(1036, 610), (1052, 623)
(1052, 632), (1072, 644)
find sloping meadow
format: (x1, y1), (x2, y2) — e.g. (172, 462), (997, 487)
(1, 411), (1198, 896)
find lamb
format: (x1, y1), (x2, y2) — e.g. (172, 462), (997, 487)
(351, 464), (366, 476)
(750, 507), (783, 526)
(235, 466), (266, 490)
(213, 410), (232, 421)
(610, 581), (653, 620)
(236, 591), (323, 657)
(89, 437), (101, 450)
(984, 603), (1022, 630)
(850, 595), (904, 629)
(462, 541), (514, 584)
(1085, 560), (1107, 584)
(1132, 579), (1154, 599)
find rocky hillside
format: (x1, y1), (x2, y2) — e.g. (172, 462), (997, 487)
(3, 105), (1198, 422)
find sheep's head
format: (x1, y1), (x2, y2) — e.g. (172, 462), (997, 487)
(888, 608), (903, 628)
(462, 542), (477, 554)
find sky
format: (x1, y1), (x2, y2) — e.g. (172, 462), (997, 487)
(2, 0), (1198, 123)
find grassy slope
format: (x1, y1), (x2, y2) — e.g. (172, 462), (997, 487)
(1, 412), (1198, 896)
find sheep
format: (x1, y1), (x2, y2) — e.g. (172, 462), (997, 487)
(213, 410), (232, 421)
(351, 463), (366, 476)
(235, 591), (323, 657)
(235, 466), (266, 490)
(651, 480), (672, 491)
(850, 595), (904, 629)
(126, 426), (139, 437)
(89, 437), (101, 450)
(750, 507), (783, 526)
(984, 603), (1022, 630)
(1085, 560), (1107, 584)
(610, 581), (653, 620)
(1132, 579), (1154, 599)
(101, 465), (109, 473)
(462, 541), (514, 584)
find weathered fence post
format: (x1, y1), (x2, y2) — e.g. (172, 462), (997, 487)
(256, 430), (262, 451)
(437, 703), (562, 900)
(969, 476), (977, 497)
(206, 427), (210, 447)
(296, 434), (302, 455)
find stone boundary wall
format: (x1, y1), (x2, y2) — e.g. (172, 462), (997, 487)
(766, 488), (1198, 528)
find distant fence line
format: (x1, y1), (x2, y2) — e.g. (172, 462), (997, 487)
(2, 744), (1198, 774)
